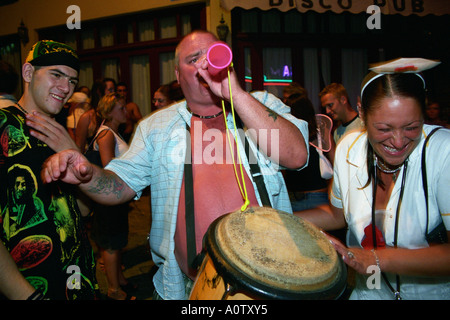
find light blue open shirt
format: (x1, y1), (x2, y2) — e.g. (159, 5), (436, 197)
(106, 91), (309, 299)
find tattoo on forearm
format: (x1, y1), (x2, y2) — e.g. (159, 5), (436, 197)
(87, 172), (125, 199)
(266, 108), (278, 121)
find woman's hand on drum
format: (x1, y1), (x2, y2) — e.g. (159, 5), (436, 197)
(322, 232), (378, 275)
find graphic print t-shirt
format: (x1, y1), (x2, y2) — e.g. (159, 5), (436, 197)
(0, 106), (98, 300)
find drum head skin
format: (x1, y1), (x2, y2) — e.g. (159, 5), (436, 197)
(208, 207), (347, 300)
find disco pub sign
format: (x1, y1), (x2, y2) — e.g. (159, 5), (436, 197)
(220, 0), (443, 16)
(267, 0), (426, 14)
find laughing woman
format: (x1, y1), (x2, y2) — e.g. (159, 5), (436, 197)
(296, 61), (450, 300)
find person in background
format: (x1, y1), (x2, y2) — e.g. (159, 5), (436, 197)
(41, 30), (309, 300)
(90, 79), (105, 113)
(78, 85), (90, 97)
(152, 84), (175, 111)
(89, 93), (135, 300)
(319, 83), (363, 145)
(76, 78), (114, 152)
(168, 79), (184, 102)
(425, 99), (449, 128)
(103, 78), (116, 95)
(295, 64), (450, 300)
(283, 93), (329, 211)
(66, 91), (90, 141)
(282, 82), (308, 103)
(0, 60), (19, 108)
(0, 40), (98, 300)
(116, 81), (142, 143)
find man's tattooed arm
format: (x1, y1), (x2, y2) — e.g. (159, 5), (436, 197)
(87, 170), (127, 200)
(266, 108), (278, 121)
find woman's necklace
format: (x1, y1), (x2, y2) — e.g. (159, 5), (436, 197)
(374, 154), (402, 174)
(187, 106), (223, 119)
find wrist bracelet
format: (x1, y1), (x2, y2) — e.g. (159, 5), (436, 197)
(27, 290), (45, 300)
(371, 249), (381, 271)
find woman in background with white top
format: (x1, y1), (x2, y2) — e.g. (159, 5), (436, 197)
(90, 93), (136, 300)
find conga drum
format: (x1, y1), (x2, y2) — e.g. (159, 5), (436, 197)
(189, 207), (346, 300)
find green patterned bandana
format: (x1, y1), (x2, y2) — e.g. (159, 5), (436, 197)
(26, 40), (79, 73)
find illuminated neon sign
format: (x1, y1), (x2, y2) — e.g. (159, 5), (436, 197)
(245, 64), (292, 86)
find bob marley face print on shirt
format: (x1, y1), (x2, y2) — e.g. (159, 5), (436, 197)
(0, 106), (98, 299)
(4, 164), (48, 240)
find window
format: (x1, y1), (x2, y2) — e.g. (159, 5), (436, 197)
(160, 16), (177, 39)
(263, 48), (292, 98)
(102, 58), (120, 82)
(138, 19), (155, 42)
(0, 35), (22, 97)
(99, 25), (114, 47)
(79, 61), (93, 91)
(130, 55), (151, 115)
(81, 28), (95, 50)
(159, 52), (176, 85)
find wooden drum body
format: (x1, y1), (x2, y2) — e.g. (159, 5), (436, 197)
(189, 207), (347, 300)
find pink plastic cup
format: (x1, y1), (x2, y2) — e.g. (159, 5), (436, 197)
(206, 42), (233, 75)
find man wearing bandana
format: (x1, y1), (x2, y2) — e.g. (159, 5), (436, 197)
(0, 40), (99, 300)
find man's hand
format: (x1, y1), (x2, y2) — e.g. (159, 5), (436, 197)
(197, 61), (245, 103)
(26, 111), (79, 152)
(41, 149), (93, 185)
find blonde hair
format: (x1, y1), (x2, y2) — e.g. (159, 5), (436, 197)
(319, 83), (350, 102)
(96, 93), (124, 121)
